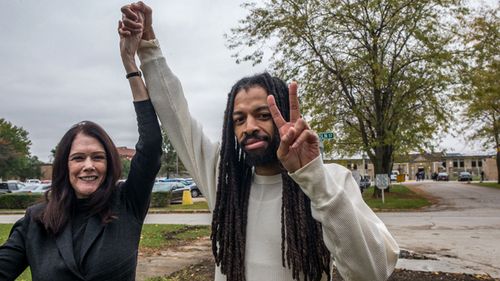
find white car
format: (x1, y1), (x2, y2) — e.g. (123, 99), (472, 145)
(26, 179), (41, 184)
(31, 184), (51, 194)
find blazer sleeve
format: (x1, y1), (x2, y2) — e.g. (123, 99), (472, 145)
(122, 99), (163, 221)
(0, 212), (29, 280)
(289, 156), (399, 281)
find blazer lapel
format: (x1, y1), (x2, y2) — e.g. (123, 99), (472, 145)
(55, 224), (85, 279)
(80, 215), (106, 261)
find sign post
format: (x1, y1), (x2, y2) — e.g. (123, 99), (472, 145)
(318, 132), (334, 141)
(317, 132), (334, 160)
(375, 174), (389, 204)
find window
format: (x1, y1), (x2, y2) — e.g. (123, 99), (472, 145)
(478, 160), (483, 167)
(472, 160), (476, 167)
(453, 160), (458, 168)
(459, 160), (464, 168)
(442, 161), (446, 168)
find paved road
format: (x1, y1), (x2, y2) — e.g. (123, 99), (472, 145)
(144, 213), (211, 225)
(1, 181), (499, 277)
(381, 181), (500, 277)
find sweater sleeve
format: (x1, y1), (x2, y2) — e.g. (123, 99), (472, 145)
(289, 156), (399, 281)
(123, 99), (162, 221)
(137, 39), (220, 210)
(0, 213), (29, 280)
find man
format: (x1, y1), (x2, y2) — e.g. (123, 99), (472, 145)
(120, 2), (399, 281)
(351, 164), (362, 191)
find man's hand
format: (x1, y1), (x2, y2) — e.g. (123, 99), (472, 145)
(267, 82), (320, 173)
(121, 1), (155, 40)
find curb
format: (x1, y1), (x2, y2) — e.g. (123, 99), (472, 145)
(0, 209), (212, 215)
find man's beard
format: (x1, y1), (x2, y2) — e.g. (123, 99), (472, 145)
(240, 130), (280, 166)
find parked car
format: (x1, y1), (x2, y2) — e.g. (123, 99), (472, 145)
(158, 178), (193, 186)
(152, 181), (185, 193)
(390, 171), (399, 182)
(458, 171), (472, 182)
(18, 183), (42, 193)
(170, 184), (202, 204)
(0, 181), (26, 194)
(436, 172), (449, 181)
(25, 179), (41, 184)
(30, 184), (51, 193)
(359, 176), (371, 192)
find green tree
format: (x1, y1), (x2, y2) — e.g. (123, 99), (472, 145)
(159, 130), (186, 178)
(17, 155), (43, 180)
(50, 146), (57, 163)
(121, 158), (132, 178)
(228, 0), (465, 196)
(0, 118), (32, 179)
(456, 5), (500, 183)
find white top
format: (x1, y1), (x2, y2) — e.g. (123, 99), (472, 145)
(138, 39), (399, 281)
(352, 170), (361, 187)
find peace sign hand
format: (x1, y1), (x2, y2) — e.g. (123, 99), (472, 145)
(267, 82), (320, 173)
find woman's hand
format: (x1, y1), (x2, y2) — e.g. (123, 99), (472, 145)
(121, 1), (155, 41)
(118, 5), (144, 72)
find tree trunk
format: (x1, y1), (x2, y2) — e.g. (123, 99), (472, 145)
(497, 148), (500, 184)
(371, 144), (393, 198)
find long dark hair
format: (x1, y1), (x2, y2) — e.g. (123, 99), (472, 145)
(211, 73), (331, 281)
(38, 121), (122, 236)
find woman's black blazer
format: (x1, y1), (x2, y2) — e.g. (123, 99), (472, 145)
(0, 101), (162, 281)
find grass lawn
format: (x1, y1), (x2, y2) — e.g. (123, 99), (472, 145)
(1, 201), (210, 214)
(0, 224), (31, 280)
(474, 182), (500, 190)
(140, 224), (210, 250)
(149, 201), (209, 213)
(362, 184), (432, 210)
(0, 223), (210, 281)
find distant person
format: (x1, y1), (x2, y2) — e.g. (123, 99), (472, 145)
(480, 171), (485, 183)
(0, 17), (162, 280)
(351, 164), (362, 191)
(120, 2), (399, 281)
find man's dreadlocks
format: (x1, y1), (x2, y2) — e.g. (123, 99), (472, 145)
(210, 72), (331, 281)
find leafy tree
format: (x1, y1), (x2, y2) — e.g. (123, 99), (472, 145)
(17, 155), (43, 180)
(456, 5), (499, 183)
(121, 157), (132, 179)
(50, 146), (57, 163)
(227, 0), (466, 195)
(0, 118), (32, 179)
(159, 130), (186, 178)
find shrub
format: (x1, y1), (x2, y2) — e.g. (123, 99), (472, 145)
(150, 192), (171, 208)
(0, 193), (43, 209)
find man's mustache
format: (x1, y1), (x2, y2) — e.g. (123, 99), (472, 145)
(241, 131), (270, 146)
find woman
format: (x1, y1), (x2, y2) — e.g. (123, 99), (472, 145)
(0, 11), (161, 281)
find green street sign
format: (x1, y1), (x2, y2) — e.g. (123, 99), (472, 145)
(318, 132), (334, 141)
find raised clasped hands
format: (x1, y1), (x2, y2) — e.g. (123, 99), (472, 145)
(267, 82), (320, 173)
(118, 5), (143, 63)
(118, 1), (154, 63)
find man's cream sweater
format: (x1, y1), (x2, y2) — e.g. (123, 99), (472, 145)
(138, 39), (399, 281)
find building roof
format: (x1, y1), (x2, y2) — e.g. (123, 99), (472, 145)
(116, 146), (136, 160)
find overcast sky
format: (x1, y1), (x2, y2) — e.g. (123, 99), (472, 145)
(0, 0), (493, 163)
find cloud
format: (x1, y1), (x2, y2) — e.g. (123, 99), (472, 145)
(0, 0), (265, 162)
(2, 0), (493, 163)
